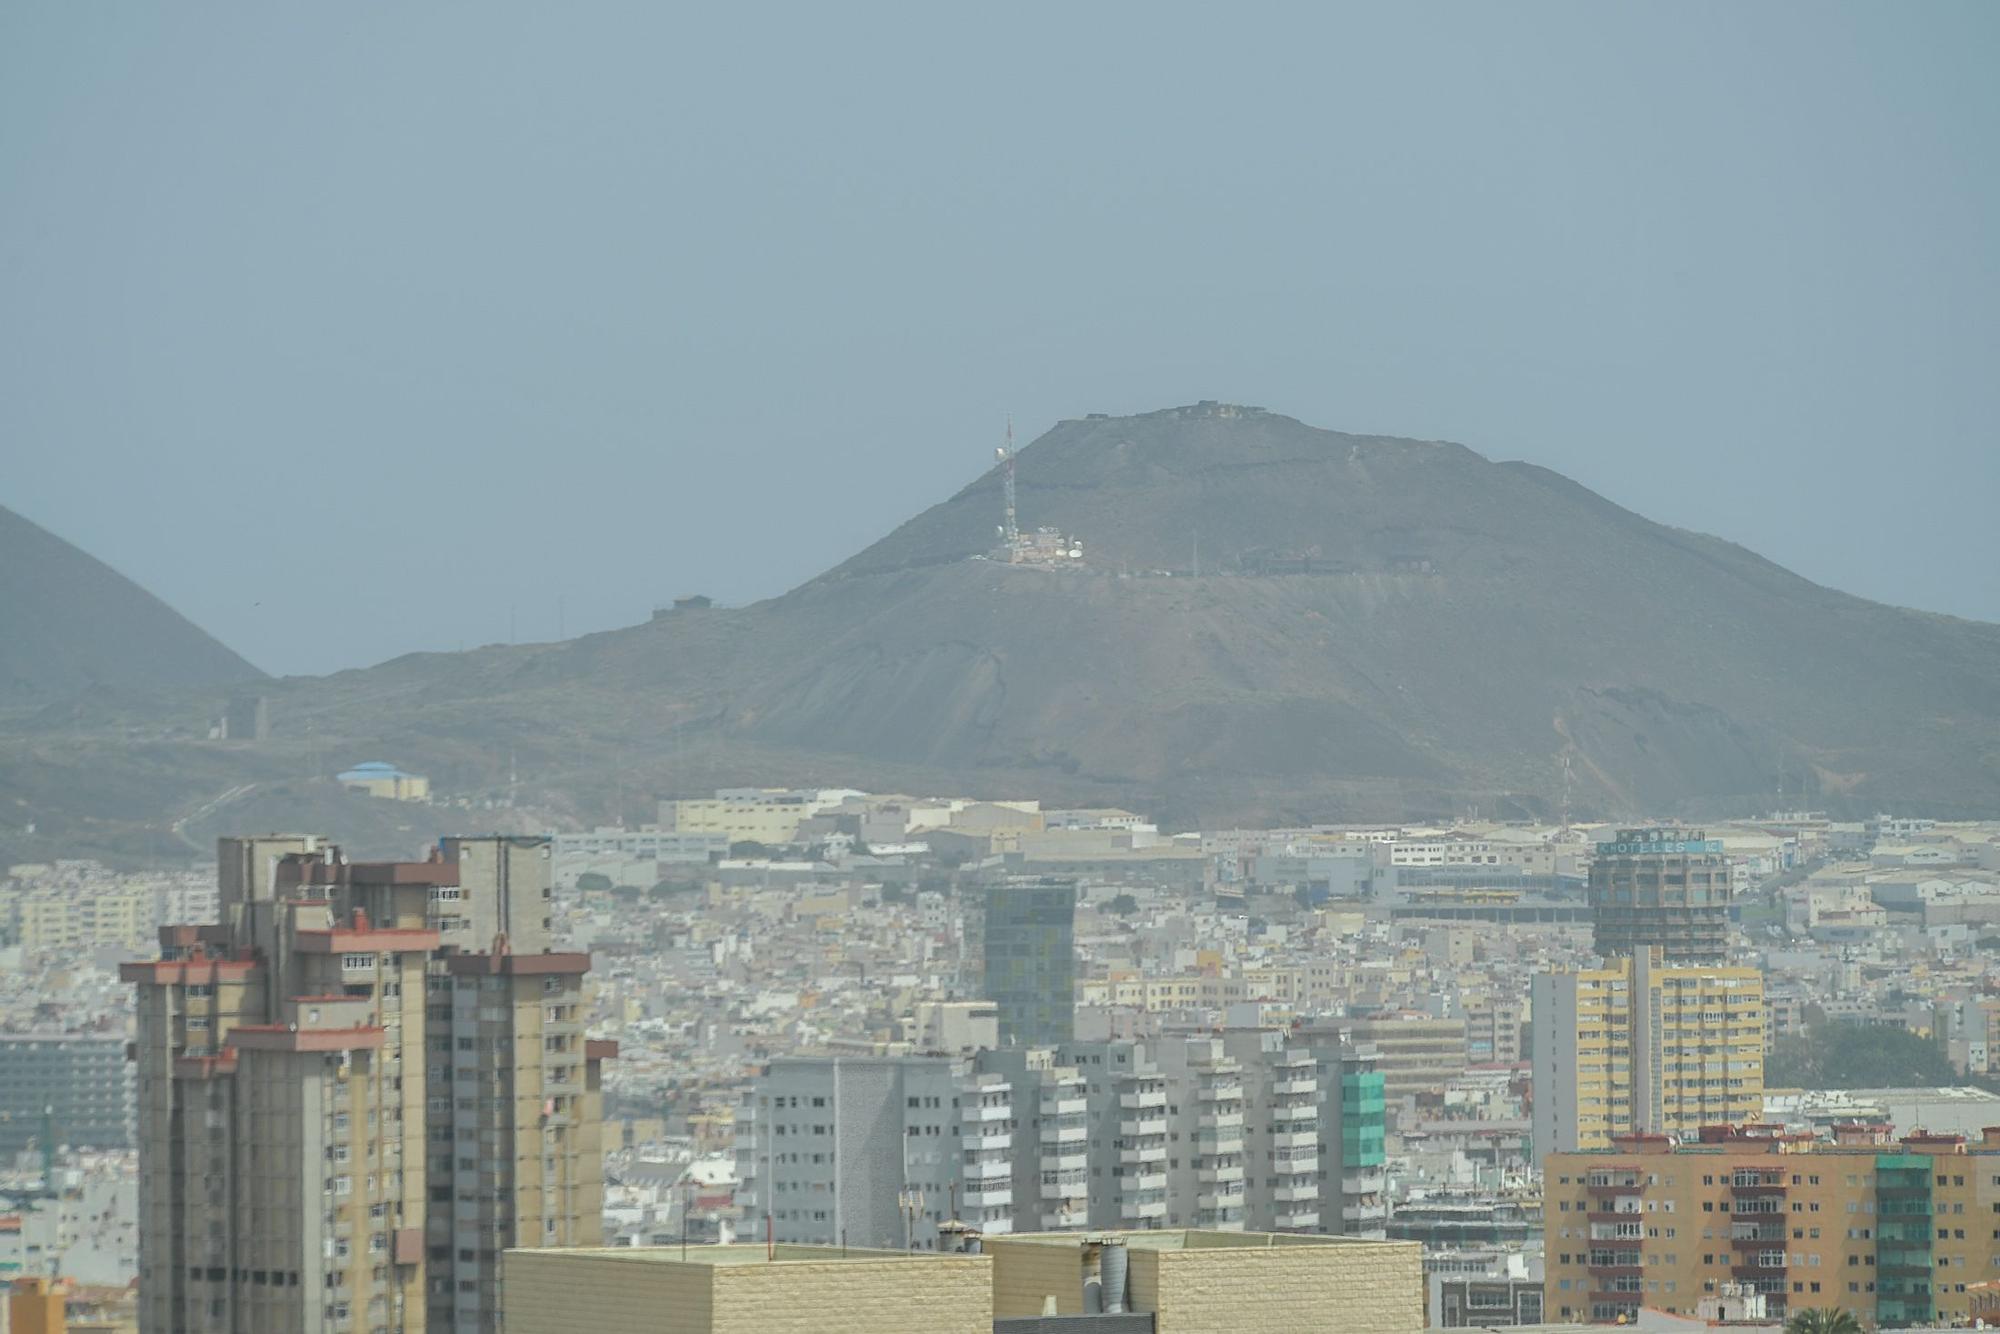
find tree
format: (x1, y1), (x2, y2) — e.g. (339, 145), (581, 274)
(1783, 1307), (1863, 1334)
(1107, 893), (1138, 917)
(575, 871), (612, 892)
(1766, 1021), (1955, 1089)
(729, 840), (774, 859)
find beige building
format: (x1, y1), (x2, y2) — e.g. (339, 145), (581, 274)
(986, 1230), (1425, 1333)
(125, 834), (606, 1334)
(659, 789), (836, 846)
(336, 762), (431, 802)
(501, 1245), (992, 1334)
(11, 878), (154, 952)
(1341, 1014), (1469, 1103)
(1532, 949), (1764, 1157)
(502, 1231), (1424, 1334)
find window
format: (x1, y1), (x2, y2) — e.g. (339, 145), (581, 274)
(341, 953), (373, 971)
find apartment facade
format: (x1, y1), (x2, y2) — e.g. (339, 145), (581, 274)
(1543, 1124), (2000, 1326)
(735, 1032), (1383, 1250)
(0, 1033), (134, 1155)
(126, 835), (606, 1334)
(1223, 1029), (1320, 1232)
(731, 1055), (1018, 1251)
(1532, 949), (1764, 1157)
(1339, 1013), (1469, 1104)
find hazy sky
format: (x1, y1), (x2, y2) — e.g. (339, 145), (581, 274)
(4, 3), (1996, 677)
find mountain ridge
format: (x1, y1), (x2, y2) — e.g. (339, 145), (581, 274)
(0, 503), (264, 701)
(2, 404), (1995, 863)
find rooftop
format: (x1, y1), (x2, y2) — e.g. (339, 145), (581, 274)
(991, 1228), (1398, 1252)
(506, 1243), (967, 1268)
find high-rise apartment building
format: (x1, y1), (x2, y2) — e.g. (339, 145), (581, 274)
(1155, 1037), (1247, 1230)
(1531, 950), (1764, 1158)
(732, 1055), (1017, 1249)
(735, 1031), (1379, 1249)
(1543, 1123), (2000, 1327)
(979, 878), (1076, 1046)
(1586, 828), (1732, 964)
(1222, 1029), (1320, 1232)
(1290, 1025), (1389, 1239)
(125, 834), (606, 1334)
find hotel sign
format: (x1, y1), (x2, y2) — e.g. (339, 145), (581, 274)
(1595, 837), (1723, 856)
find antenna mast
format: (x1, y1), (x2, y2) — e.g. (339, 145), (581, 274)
(996, 416), (1019, 545)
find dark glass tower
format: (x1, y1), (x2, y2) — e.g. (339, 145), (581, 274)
(980, 876), (1077, 1045)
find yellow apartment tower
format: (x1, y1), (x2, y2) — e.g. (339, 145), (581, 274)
(1532, 949), (1764, 1156)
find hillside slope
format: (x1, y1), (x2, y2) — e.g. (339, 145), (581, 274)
(3, 404), (1995, 860)
(0, 504), (263, 700)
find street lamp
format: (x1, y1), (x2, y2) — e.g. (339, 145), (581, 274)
(897, 1188), (926, 1251)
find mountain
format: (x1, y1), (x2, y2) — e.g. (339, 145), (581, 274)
(0, 504), (263, 700)
(4, 404), (1997, 861)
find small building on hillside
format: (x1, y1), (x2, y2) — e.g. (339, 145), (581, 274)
(336, 761), (430, 802)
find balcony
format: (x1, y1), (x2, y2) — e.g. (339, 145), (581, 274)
(963, 1129), (1011, 1152)
(1728, 1228), (1784, 1248)
(1040, 1150), (1088, 1174)
(1273, 1076), (1316, 1096)
(1585, 1251), (1643, 1276)
(963, 1159), (1011, 1182)
(962, 1186), (1012, 1210)
(1124, 1198), (1168, 1220)
(1039, 1096), (1086, 1118)
(1196, 1162), (1245, 1184)
(1274, 1207), (1320, 1229)
(1120, 1116), (1167, 1138)
(1042, 1205), (1087, 1229)
(1342, 1171), (1386, 1195)
(1040, 1177), (1087, 1200)
(1585, 1174), (1643, 1194)
(1343, 1201), (1387, 1223)
(1197, 1109), (1246, 1132)
(1270, 1130), (1317, 1151)
(1118, 1143), (1167, 1166)
(961, 1102), (1010, 1123)
(1119, 1089), (1167, 1111)
(1728, 1178), (1785, 1196)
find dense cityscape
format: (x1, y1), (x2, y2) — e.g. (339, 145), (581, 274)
(6, 794), (2000, 1330)
(6, 5), (1995, 1331)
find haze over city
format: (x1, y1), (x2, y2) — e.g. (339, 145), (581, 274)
(4, 7), (2000, 1334)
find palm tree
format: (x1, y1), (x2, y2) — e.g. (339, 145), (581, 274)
(1783, 1307), (1863, 1334)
